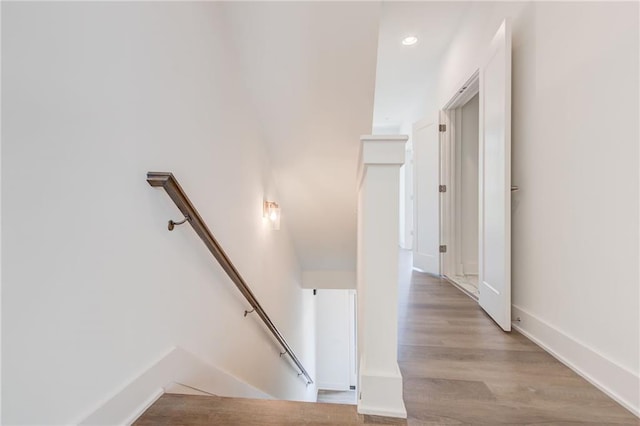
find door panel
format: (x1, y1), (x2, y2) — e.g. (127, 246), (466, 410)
(316, 290), (351, 390)
(478, 19), (512, 331)
(413, 119), (440, 275)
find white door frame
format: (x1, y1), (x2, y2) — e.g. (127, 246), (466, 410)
(440, 71), (480, 282)
(439, 19), (512, 333)
(348, 289), (357, 388)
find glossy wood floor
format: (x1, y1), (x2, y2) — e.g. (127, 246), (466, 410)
(136, 254), (638, 425)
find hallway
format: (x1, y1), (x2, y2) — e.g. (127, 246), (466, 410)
(134, 255), (639, 425)
(398, 263), (637, 424)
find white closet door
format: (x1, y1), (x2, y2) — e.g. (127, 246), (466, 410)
(478, 19), (512, 331)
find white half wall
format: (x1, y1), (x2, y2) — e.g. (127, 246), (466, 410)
(2, 3), (316, 424)
(435, 1), (639, 415)
(357, 136), (407, 418)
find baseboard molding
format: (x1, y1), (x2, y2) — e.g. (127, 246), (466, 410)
(412, 251), (438, 275)
(76, 346), (272, 425)
(512, 305), (639, 417)
(122, 388), (164, 426)
(443, 275), (478, 301)
(358, 361), (407, 419)
(317, 382), (351, 392)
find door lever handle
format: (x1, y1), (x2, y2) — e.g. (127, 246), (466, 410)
(511, 185), (519, 192)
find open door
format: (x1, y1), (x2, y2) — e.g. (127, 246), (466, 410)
(478, 19), (512, 331)
(413, 119), (440, 275)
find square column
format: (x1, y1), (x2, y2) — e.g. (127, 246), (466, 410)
(356, 135), (408, 418)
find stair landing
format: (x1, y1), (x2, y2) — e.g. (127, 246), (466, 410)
(134, 393), (405, 426)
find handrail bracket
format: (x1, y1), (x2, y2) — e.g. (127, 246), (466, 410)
(168, 215), (190, 231)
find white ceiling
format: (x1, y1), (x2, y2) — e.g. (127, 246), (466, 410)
(221, 2), (470, 273)
(373, 2), (470, 127)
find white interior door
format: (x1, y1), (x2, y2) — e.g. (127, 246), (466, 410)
(316, 289), (351, 390)
(413, 119), (440, 275)
(478, 19), (512, 331)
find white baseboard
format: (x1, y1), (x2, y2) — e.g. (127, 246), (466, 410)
(122, 388), (164, 426)
(317, 382), (351, 392)
(413, 252), (439, 275)
(76, 346), (272, 425)
(512, 305), (639, 417)
(358, 361), (407, 419)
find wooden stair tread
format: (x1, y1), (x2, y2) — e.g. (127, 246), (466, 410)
(134, 393), (406, 425)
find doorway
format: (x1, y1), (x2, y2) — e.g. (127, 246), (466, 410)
(315, 289), (357, 404)
(411, 19), (512, 331)
(443, 85), (480, 299)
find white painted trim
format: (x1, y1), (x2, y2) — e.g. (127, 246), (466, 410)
(512, 305), (639, 417)
(412, 252), (438, 273)
(165, 382), (217, 396)
(440, 109), (454, 278)
(357, 404), (408, 419)
(357, 363), (407, 419)
(358, 135), (408, 189)
(348, 289), (358, 388)
(122, 388), (164, 426)
(76, 346), (272, 425)
(440, 71), (481, 283)
(317, 382), (351, 391)
(453, 108), (463, 277)
(442, 69), (480, 111)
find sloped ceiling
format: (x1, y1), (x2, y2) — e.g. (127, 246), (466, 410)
(221, 2), (381, 271)
(220, 2), (469, 274)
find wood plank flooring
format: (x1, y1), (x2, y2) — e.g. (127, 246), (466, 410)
(134, 394), (401, 425)
(136, 254), (638, 425)
(398, 267), (638, 425)
(317, 389), (357, 405)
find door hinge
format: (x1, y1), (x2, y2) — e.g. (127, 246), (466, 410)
(439, 124), (446, 132)
(439, 185), (447, 193)
(439, 245), (447, 253)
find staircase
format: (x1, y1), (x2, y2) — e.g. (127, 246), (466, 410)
(134, 394), (406, 425)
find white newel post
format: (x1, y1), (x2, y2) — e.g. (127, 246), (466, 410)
(357, 135), (408, 418)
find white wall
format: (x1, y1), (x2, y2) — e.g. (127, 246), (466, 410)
(315, 289), (351, 391)
(302, 270), (355, 290)
(459, 94), (479, 275)
(2, 3), (316, 424)
(434, 1), (639, 414)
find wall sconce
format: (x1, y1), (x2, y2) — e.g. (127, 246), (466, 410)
(263, 200), (281, 230)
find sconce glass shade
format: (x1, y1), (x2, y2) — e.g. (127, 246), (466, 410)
(263, 201), (281, 230)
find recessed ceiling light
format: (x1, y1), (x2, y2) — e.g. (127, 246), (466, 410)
(402, 36), (418, 46)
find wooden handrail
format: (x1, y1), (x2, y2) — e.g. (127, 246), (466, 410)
(147, 172), (313, 385)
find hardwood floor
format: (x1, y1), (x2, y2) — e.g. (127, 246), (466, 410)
(317, 389), (357, 405)
(134, 394), (402, 425)
(398, 266), (638, 425)
(136, 255), (638, 425)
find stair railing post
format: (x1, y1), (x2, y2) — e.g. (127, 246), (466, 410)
(356, 135), (408, 419)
